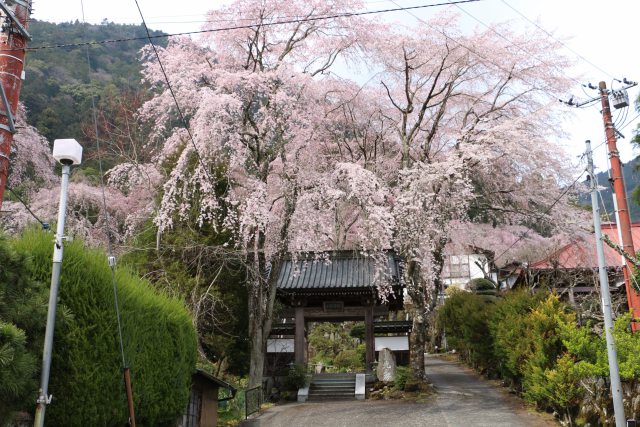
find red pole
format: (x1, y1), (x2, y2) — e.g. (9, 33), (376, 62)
(123, 368), (137, 427)
(0, 0), (32, 213)
(599, 81), (640, 331)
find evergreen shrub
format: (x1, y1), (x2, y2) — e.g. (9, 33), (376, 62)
(0, 233), (51, 423)
(284, 363), (307, 390)
(393, 366), (410, 391)
(437, 291), (495, 372)
(439, 289), (640, 425)
(12, 229), (197, 426)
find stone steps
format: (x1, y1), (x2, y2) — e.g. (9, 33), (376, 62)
(307, 373), (356, 401)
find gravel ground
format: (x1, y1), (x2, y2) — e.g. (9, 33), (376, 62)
(247, 355), (558, 427)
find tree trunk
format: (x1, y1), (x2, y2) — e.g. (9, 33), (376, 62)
(409, 307), (427, 379)
(246, 177), (297, 388)
(406, 238), (447, 379)
(248, 312), (265, 388)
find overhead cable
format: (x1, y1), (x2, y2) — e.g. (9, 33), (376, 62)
(11, 0), (483, 52)
(132, 0), (214, 185)
(499, 0), (615, 79)
(5, 186), (49, 230)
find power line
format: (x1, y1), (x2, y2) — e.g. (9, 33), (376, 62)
(5, 186), (49, 230)
(132, 0), (214, 185)
(493, 171), (587, 263)
(588, 110), (640, 160)
(499, 0), (615, 80)
(387, 0), (561, 100)
(58, 0), (402, 26)
(14, 0), (483, 52)
(445, 0), (583, 88)
(79, 0), (134, 422)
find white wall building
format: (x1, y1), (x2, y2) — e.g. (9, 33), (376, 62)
(442, 253), (496, 290)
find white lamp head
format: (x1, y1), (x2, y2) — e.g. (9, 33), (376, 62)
(52, 139), (83, 165)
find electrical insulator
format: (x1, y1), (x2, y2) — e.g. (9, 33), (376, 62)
(611, 89), (629, 109)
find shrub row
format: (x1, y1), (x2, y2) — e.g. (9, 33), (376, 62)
(438, 289), (640, 425)
(7, 229), (197, 426)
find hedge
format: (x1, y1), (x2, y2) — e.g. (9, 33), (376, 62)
(438, 290), (640, 425)
(12, 229), (197, 426)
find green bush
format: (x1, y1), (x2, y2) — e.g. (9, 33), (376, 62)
(438, 291), (495, 372)
(517, 296), (577, 418)
(12, 229), (197, 426)
(394, 366), (410, 391)
(334, 349), (364, 372)
(0, 234), (50, 423)
(284, 363), (307, 390)
(440, 289), (616, 425)
(0, 321), (37, 423)
(468, 278), (497, 298)
(489, 290), (548, 385)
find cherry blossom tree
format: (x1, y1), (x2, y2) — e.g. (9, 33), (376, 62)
(349, 14), (580, 374)
(137, 2), (584, 382)
(139, 0), (372, 386)
(7, 106), (57, 194)
(2, 104), (158, 246)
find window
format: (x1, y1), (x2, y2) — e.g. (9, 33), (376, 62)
(443, 255), (470, 279)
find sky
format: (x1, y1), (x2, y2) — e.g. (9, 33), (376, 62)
(30, 0), (640, 172)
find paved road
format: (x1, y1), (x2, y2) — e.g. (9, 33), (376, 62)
(249, 355), (557, 427)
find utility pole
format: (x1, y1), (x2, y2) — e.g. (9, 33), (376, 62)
(0, 0), (32, 212)
(599, 81), (640, 331)
(586, 139), (626, 427)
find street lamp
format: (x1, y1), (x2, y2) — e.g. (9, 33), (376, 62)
(34, 138), (82, 427)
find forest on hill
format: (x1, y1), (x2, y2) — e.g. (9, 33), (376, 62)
(579, 156), (640, 222)
(22, 20), (166, 146)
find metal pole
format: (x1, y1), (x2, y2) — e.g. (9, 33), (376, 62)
(586, 140), (626, 427)
(599, 81), (640, 331)
(34, 163), (71, 427)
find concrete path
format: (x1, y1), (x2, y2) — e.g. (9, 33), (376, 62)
(424, 355), (556, 427)
(248, 355), (557, 427)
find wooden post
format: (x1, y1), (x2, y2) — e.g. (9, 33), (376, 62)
(365, 304), (375, 371)
(294, 306), (305, 365)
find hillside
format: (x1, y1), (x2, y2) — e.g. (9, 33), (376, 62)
(22, 20), (166, 143)
(579, 155), (640, 222)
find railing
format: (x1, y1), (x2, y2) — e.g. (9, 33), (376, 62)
(245, 386), (262, 419)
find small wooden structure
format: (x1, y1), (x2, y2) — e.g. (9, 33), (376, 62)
(268, 250), (408, 372)
(180, 369), (236, 427)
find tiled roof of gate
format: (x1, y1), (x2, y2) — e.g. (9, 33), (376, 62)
(276, 250), (402, 290)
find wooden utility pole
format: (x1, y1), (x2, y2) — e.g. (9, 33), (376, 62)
(0, 0), (32, 213)
(599, 81), (640, 331)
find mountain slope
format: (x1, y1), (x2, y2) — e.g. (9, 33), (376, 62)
(22, 20), (166, 143)
(579, 156), (640, 222)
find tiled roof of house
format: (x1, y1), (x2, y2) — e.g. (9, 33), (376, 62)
(529, 223), (640, 270)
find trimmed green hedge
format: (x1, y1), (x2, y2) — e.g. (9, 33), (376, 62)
(12, 229), (197, 426)
(438, 290), (640, 425)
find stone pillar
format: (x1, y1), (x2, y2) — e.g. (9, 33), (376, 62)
(295, 306), (305, 365)
(365, 304), (375, 371)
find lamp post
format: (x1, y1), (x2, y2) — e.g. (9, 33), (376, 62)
(34, 139), (83, 427)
